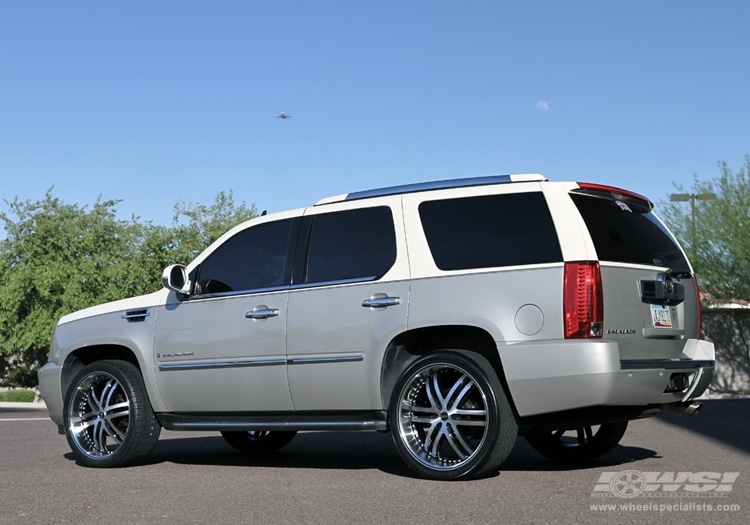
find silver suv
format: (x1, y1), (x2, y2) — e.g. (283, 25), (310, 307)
(38, 174), (715, 480)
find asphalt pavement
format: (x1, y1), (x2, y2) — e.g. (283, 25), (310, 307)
(1, 396), (748, 525)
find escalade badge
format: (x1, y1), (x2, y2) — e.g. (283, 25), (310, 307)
(607, 329), (636, 335)
(157, 352), (195, 359)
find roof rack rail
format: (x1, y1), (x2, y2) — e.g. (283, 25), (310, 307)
(315, 173), (547, 205)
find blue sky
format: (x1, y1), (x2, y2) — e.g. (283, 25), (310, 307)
(1, 1), (748, 228)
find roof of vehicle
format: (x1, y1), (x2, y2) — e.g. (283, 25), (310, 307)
(315, 173), (548, 205)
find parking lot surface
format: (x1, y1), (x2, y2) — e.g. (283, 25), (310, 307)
(1, 398), (747, 524)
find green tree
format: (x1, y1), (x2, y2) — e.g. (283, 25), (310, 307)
(170, 190), (258, 263)
(659, 155), (750, 304)
(131, 191), (258, 285)
(0, 189), (257, 387)
(0, 192), (143, 386)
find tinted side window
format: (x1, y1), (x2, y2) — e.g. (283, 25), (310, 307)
(305, 207), (396, 283)
(419, 192), (562, 271)
(570, 193), (689, 269)
(196, 219), (294, 295)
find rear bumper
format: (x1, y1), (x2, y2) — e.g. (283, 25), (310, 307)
(498, 339), (715, 417)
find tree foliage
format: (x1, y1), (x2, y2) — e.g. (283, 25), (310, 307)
(0, 190), (257, 386)
(170, 190), (258, 263)
(658, 155), (750, 304)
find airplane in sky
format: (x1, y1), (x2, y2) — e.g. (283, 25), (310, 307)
(277, 112), (292, 119)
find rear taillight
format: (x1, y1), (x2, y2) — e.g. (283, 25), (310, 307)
(564, 261), (603, 339)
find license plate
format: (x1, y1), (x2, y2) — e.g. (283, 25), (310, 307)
(650, 304), (674, 328)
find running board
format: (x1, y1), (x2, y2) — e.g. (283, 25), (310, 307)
(157, 410), (388, 432)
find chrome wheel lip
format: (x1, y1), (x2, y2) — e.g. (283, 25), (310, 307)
(67, 371), (131, 460)
(396, 362), (489, 472)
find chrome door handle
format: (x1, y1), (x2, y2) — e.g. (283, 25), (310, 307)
(362, 296), (401, 309)
(245, 308), (280, 319)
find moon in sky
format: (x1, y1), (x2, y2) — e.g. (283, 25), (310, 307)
(536, 101), (549, 112)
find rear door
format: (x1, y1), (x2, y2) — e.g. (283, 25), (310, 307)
(568, 185), (700, 361)
(285, 200), (410, 411)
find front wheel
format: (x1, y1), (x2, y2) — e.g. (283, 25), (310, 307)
(389, 351), (517, 480)
(525, 421), (628, 462)
(64, 360), (161, 467)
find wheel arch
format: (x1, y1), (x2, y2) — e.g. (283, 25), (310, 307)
(61, 344), (142, 404)
(380, 325), (518, 418)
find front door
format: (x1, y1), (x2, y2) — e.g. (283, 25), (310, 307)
(153, 218), (297, 412)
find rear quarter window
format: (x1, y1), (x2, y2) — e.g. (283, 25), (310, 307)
(570, 192), (689, 269)
(419, 192), (563, 271)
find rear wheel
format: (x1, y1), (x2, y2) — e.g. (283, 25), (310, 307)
(221, 430), (297, 453)
(525, 421), (628, 462)
(389, 351), (517, 480)
(64, 360), (160, 467)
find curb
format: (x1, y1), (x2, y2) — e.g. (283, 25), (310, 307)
(0, 401), (48, 410)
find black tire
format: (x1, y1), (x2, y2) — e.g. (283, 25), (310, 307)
(525, 421), (628, 462)
(64, 360), (161, 468)
(221, 430), (297, 453)
(388, 351), (518, 480)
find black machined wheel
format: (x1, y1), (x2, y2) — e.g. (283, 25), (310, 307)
(389, 351), (517, 480)
(221, 430), (297, 453)
(525, 421), (628, 462)
(64, 360), (161, 468)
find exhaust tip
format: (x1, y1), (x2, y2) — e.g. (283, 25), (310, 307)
(666, 401), (702, 416)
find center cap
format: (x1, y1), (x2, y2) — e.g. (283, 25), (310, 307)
(440, 412), (449, 421)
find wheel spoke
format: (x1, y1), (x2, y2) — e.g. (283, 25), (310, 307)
(445, 374), (472, 410)
(450, 416), (486, 427)
(101, 417), (126, 442)
(101, 379), (119, 410)
(79, 408), (98, 422)
(424, 420), (442, 455)
(425, 374), (444, 411)
(93, 418), (108, 451)
(102, 395), (128, 413)
(451, 425), (477, 459)
(72, 418), (95, 435)
(87, 385), (104, 413)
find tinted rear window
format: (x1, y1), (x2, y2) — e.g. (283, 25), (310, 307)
(419, 192), (562, 271)
(570, 192), (689, 269)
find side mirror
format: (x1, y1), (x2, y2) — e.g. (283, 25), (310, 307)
(162, 264), (189, 294)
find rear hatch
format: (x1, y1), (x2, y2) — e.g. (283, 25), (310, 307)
(569, 183), (700, 361)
